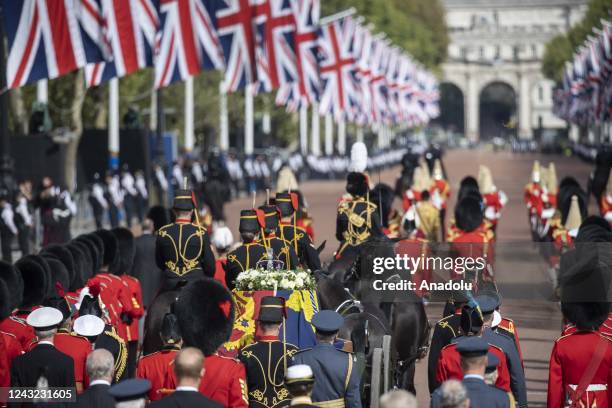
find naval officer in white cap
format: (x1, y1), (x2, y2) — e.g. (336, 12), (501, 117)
(10, 306), (75, 389)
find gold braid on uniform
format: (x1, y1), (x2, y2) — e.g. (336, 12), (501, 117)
(338, 198), (376, 246)
(105, 328), (128, 382)
(158, 224), (206, 276)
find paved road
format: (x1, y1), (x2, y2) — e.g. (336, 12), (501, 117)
(225, 148), (595, 407)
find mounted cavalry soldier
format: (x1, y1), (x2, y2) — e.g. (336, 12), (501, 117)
(239, 296), (299, 408)
(275, 191), (321, 271)
(224, 209), (268, 289)
(335, 172), (382, 259)
(155, 189), (216, 291)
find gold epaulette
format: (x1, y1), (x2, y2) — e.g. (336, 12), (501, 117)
(105, 327), (128, 382)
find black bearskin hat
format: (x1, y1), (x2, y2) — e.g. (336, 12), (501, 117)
(147, 206), (171, 232)
(110, 228), (136, 275)
(0, 261), (23, 311)
(42, 255), (71, 299)
(175, 278), (235, 355)
(258, 205), (279, 232)
(346, 172), (368, 197)
(42, 245), (75, 290)
(94, 229), (119, 270)
(559, 244), (611, 330)
(161, 313), (182, 345)
(0, 279), (10, 320)
(371, 183), (395, 228)
(457, 176), (480, 203)
(455, 195), (484, 233)
(239, 209), (261, 234)
(74, 235), (101, 275)
(16, 255), (50, 308)
(576, 216), (612, 243)
(66, 243), (88, 288)
(275, 192), (299, 218)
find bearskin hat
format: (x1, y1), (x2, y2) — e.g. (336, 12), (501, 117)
(455, 195), (484, 233)
(94, 229), (119, 270)
(74, 235), (101, 274)
(42, 245), (75, 290)
(161, 313), (182, 345)
(42, 255), (71, 299)
(346, 172), (368, 197)
(0, 261), (23, 311)
(175, 278), (235, 355)
(66, 243), (89, 288)
(110, 228), (136, 275)
(16, 255), (50, 308)
(0, 279), (10, 320)
(559, 245), (611, 330)
(147, 206), (171, 232)
(457, 176), (480, 203)
(576, 216), (612, 243)
(371, 183), (395, 228)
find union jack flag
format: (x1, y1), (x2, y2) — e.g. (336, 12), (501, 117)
(275, 0), (319, 111)
(217, 0), (258, 92)
(317, 16), (359, 122)
(85, 0), (159, 87)
(369, 38), (390, 126)
(1, 0), (107, 89)
(154, 0), (224, 89)
(352, 23), (373, 125)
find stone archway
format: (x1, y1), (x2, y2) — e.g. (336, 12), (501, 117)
(478, 81), (517, 141)
(436, 82), (465, 134)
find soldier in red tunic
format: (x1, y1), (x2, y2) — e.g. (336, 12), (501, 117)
(548, 246), (612, 408)
(430, 159), (450, 237)
(163, 278), (248, 408)
(478, 166), (507, 233)
(524, 161), (545, 238)
(137, 313), (182, 401)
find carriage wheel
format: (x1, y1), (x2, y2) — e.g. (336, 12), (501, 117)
(370, 348), (383, 408)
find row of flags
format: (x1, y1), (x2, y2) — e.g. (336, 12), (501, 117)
(553, 20), (612, 126)
(0, 0), (439, 128)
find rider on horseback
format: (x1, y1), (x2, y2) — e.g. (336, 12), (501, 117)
(155, 189), (216, 291)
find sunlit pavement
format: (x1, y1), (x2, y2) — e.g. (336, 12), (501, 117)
(225, 147), (596, 407)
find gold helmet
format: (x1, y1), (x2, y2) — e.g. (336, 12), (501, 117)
(419, 159), (432, 190)
(564, 195), (582, 231)
(433, 159), (444, 181)
(531, 161), (541, 183)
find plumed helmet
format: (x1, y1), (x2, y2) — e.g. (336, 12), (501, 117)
(78, 284), (104, 318)
(346, 172), (368, 197)
(212, 226), (234, 251)
(557, 180), (587, 227)
(0, 261), (23, 311)
(110, 228), (136, 275)
(349, 142), (368, 173)
(174, 278), (235, 355)
(94, 229), (119, 271)
(16, 255), (50, 308)
(455, 195), (484, 233)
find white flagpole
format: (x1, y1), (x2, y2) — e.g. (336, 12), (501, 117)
(324, 113), (334, 155)
(356, 126), (364, 143)
(184, 75), (195, 152)
(219, 81), (229, 151)
(337, 119), (346, 155)
(262, 111), (271, 135)
(108, 78), (120, 170)
(299, 105), (308, 155)
(36, 79), (48, 103)
(311, 103), (320, 156)
(245, 84), (255, 155)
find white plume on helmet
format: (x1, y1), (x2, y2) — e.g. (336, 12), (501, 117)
(349, 142), (368, 173)
(212, 226), (234, 250)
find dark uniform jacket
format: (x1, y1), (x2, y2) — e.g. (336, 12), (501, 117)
(95, 324), (128, 383)
(291, 343), (361, 408)
(75, 382), (115, 408)
(430, 376), (512, 408)
(258, 235), (299, 271)
(428, 312), (462, 393)
(132, 233), (161, 308)
(10, 343), (75, 388)
(155, 220), (216, 290)
(278, 223), (321, 271)
(335, 197), (382, 257)
(151, 389), (223, 408)
(238, 336), (299, 408)
(225, 242), (267, 289)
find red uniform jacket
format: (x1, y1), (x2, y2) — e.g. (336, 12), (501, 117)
(446, 224), (495, 279)
(214, 259), (228, 288)
(1, 331), (23, 367)
(164, 353), (248, 408)
(547, 331), (612, 408)
(0, 314), (35, 350)
(436, 342), (511, 392)
(27, 329), (92, 385)
(136, 348), (179, 401)
(296, 217), (314, 242)
(395, 238), (431, 297)
(0, 335), (9, 388)
(430, 179), (450, 210)
(120, 275), (144, 343)
(88, 273), (134, 340)
(483, 192), (504, 225)
(496, 318), (524, 368)
(402, 189), (422, 212)
(524, 182), (544, 216)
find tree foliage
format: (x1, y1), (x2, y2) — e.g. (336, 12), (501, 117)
(542, 0), (612, 84)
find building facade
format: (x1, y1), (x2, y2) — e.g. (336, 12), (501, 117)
(442, 0), (588, 140)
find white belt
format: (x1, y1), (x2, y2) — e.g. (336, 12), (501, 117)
(568, 384), (608, 391)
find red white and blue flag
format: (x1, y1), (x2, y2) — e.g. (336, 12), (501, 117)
(85, 0), (160, 87)
(154, 0), (224, 89)
(2, 0), (107, 89)
(317, 16), (359, 122)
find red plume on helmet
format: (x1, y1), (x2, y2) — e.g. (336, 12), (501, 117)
(88, 282), (101, 297)
(255, 209), (266, 228)
(54, 281), (65, 298)
(290, 192), (299, 211)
